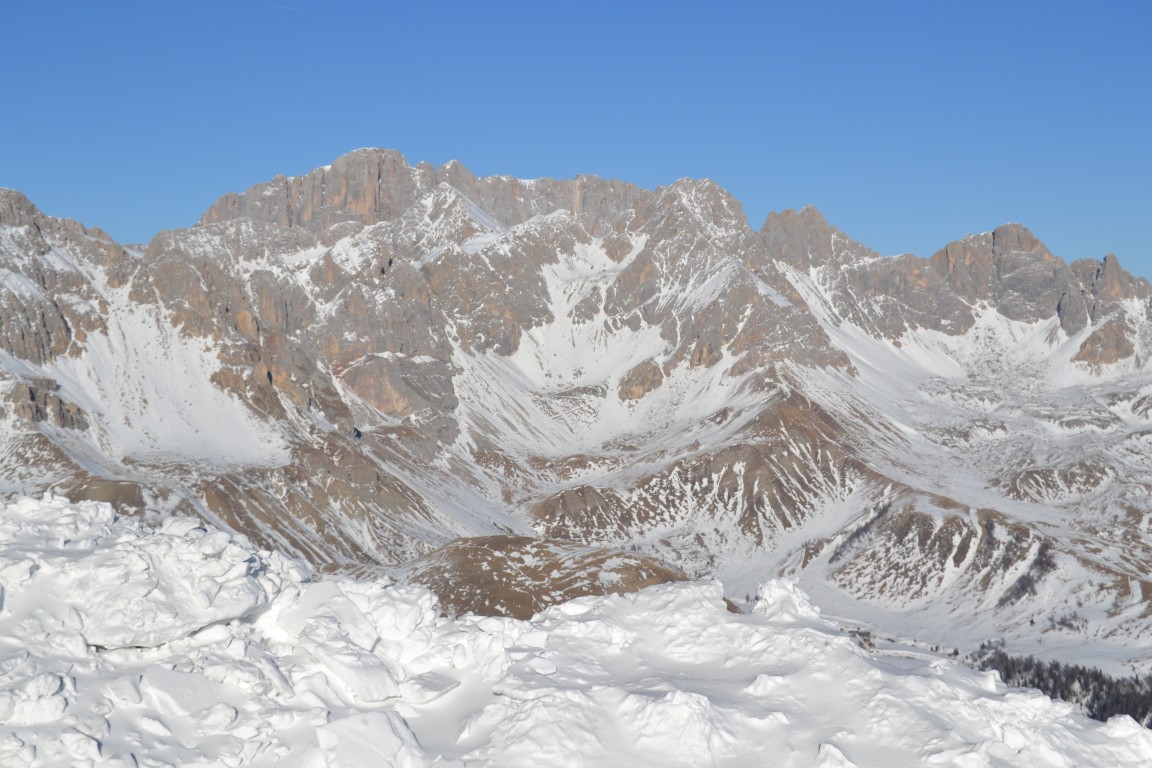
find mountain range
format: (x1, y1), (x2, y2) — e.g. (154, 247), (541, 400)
(3, 147), (1151, 672)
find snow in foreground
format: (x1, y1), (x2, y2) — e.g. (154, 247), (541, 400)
(2, 497), (1151, 767)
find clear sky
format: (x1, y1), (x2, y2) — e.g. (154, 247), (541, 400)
(2, 1), (1149, 276)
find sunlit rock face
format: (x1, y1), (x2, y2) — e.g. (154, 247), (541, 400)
(3, 149), (1152, 665)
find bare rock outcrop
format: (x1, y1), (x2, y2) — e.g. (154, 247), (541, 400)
(200, 148), (651, 238)
(404, 535), (687, 619)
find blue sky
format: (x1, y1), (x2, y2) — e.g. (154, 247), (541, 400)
(2, 1), (1149, 276)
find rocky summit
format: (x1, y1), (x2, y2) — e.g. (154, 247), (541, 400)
(2, 148), (1151, 670)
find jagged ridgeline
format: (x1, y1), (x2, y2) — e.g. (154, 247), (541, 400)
(3, 148), (1152, 672)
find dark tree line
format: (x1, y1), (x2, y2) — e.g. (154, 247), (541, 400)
(972, 643), (1152, 726)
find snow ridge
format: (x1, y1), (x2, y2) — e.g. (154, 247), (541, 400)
(3, 496), (1152, 767)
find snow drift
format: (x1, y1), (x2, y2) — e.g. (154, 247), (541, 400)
(2, 496), (1151, 767)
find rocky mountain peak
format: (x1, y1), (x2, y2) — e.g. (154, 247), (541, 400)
(990, 222), (1046, 255)
(759, 204), (829, 237)
(435, 158), (482, 191)
(935, 223), (1058, 277)
(197, 149), (652, 242)
(0, 188), (42, 228)
(1062, 252), (1151, 365)
(758, 206), (832, 269)
(639, 178), (750, 241)
(758, 205), (878, 271)
(199, 147), (425, 236)
(1085, 252), (1147, 304)
(922, 223), (1091, 331)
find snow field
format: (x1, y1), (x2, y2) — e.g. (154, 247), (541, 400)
(3, 496), (1152, 766)
(42, 299), (289, 467)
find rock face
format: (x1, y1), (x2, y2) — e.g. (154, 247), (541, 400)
(200, 148), (649, 238)
(3, 149), (1152, 665)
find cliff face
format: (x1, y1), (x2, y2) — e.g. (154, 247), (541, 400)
(199, 147), (651, 237)
(2, 150), (1152, 658)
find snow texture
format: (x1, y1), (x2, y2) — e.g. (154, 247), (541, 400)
(2, 496), (1151, 767)
(41, 299), (290, 467)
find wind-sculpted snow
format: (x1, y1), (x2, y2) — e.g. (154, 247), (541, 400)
(3, 497), (1152, 766)
(0, 495), (296, 649)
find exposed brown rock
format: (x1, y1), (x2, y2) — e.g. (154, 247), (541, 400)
(200, 148), (651, 236)
(0, 188), (41, 227)
(828, 503), (1051, 605)
(1074, 316), (1137, 366)
(337, 355), (457, 417)
(12, 379), (87, 430)
(618, 359), (664, 400)
(1005, 460), (1113, 503)
(404, 535), (687, 619)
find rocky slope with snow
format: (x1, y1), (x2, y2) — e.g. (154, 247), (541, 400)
(2, 148), (1152, 678)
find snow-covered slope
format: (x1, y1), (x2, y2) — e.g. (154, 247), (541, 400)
(763, 255), (1152, 673)
(3, 149), (1152, 685)
(4, 495), (1152, 767)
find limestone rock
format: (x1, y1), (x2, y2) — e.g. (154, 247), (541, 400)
(200, 148), (651, 237)
(617, 359), (664, 400)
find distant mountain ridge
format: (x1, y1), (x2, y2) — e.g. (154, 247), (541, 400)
(3, 148), (1151, 672)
